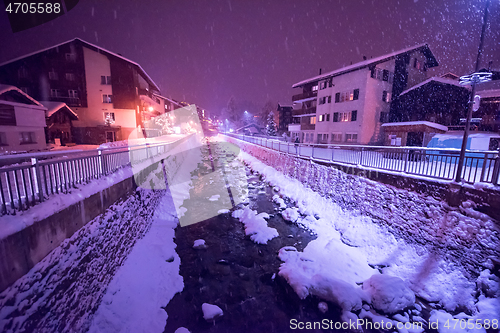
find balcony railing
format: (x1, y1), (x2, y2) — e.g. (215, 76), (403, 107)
(300, 123), (315, 131)
(293, 107), (316, 117)
(292, 90), (317, 102)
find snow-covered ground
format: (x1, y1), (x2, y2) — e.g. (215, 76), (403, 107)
(222, 136), (500, 333)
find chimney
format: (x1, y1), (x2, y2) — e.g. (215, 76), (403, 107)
(319, 68), (322, 75)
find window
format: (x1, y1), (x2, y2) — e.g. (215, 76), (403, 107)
(49, 70), (58, 80)
(0, 105), (16, 126)
(326, 113), (330, 121)
(312, 85), (318, 92)
(101, 75), (112, 85)
(102, 94), (113, 103)
(331, 133), (342, 142)
(68, 90), (78, 98)
(380, 112), (389, 123)
(104, 112), (115, 122)
(383, 70), (389, 81)
(345, 133), (358, 143)
(0, 132), (7, 146)
(327, 96), (332, 103)
(333, 112), (339, 122)
(19, 132), (36, 144)
(320, 81), (328, 90)
(319, 114), (324, 122)
(335, 89), (359, 103)
(310, 116), (316, 124)
(382, 90), (391, 102)
(65, 73), (75, 81)
(65, 53), (76, 61)
(50, 89), (60, 97)
(340, 112), (351, 122)
(351, 110), (357, 122)
(328, 79), (333, 87)
(18, 67), (28, 79)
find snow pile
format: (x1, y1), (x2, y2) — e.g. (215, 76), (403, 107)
(272, 194), (287, 209)
(476, 269), (500, 298)
(232, 207), (278, 244)
(362, 274), (415, 314)
(277, 230), (378, 313)
(174, 327), (191, 333)
(281, 207), (299, 222)
(193, 239), (206, 249)
(202, 303), (223, 321)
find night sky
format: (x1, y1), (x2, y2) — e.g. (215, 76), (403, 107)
(0, 0), (499, 115)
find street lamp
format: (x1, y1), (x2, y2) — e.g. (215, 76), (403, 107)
(455, 0), (492, 183)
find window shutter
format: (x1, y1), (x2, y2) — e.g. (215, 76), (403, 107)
(353, 89), (359, 100)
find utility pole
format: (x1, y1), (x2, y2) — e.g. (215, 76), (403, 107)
(455, 0), (491, 183)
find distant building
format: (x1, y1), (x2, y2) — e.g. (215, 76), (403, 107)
(276, 103), (297, 134)
(42, 101), (79, 146)
(0, 38), (161, 144)
(475, 79), (500, 133)
(0, 85), (47, 153)
(290, 44), (438, 144)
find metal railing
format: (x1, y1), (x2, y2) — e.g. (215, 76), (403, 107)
(0, 135), (193, 216)
(225, 133), (500, 186)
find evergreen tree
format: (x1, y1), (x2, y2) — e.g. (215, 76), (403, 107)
(266, 112), (277, 136)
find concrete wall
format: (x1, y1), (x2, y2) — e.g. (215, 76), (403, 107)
(226, 136), (500, 274)
(0, 176), (136, 292)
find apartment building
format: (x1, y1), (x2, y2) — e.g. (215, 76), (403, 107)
(290, 44), (438, 145)
(0, 38), (161, 144)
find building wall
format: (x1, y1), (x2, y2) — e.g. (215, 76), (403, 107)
(0, 102), (46, 152)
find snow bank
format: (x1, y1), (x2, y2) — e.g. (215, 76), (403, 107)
(281, 207), (299, 222)
(88, 191), (183, 333)
(232, 207), (278, 244)
(363, 274), (415, 314)
(193, 239), (206, 249)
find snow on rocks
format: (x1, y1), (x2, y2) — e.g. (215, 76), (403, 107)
(362, 274), (415, 314)
(193, 239), (206, 249)
(272, 194), (287, 209)
(202, 303), (223, 321)
(318, 301), (328, 313)
(217, 209), (230, 214)
(281, 207), (299, 223)
(232, 207), (278, 244)
(208, 194), (220, 201)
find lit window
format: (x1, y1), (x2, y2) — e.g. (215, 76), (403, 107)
(65, 73), (75, 81)
(104, 112), (115, 122)
(102, 94), (113, 103)
(310, 116), (316, 124)
(345, 133), (358, 143)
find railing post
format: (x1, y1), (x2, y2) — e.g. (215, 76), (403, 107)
(403, 148), (409, 173)
(492, 153), (500, 186)
(278, 141), (280, 152)
(311, 145), (315, 159)
(479, 153), (488, 182)
(31, 157), (44, 203)
(359, 147), (364, 166)
(98, 149), (104, 177)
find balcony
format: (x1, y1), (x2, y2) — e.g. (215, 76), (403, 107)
(300, 123), (315, 131)
(288, 124), (301, 132)
(292, 107), (316, 117)
(292, 90), (317, 103)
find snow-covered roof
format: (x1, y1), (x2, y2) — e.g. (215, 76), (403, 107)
(40, 101), (78, 119)
(0, 84), (44, 107)
(292, 43), (438, 88)
(398, 77), (466, 97)
(0, 38), (160, 92)
(381, 121), (448, 132)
